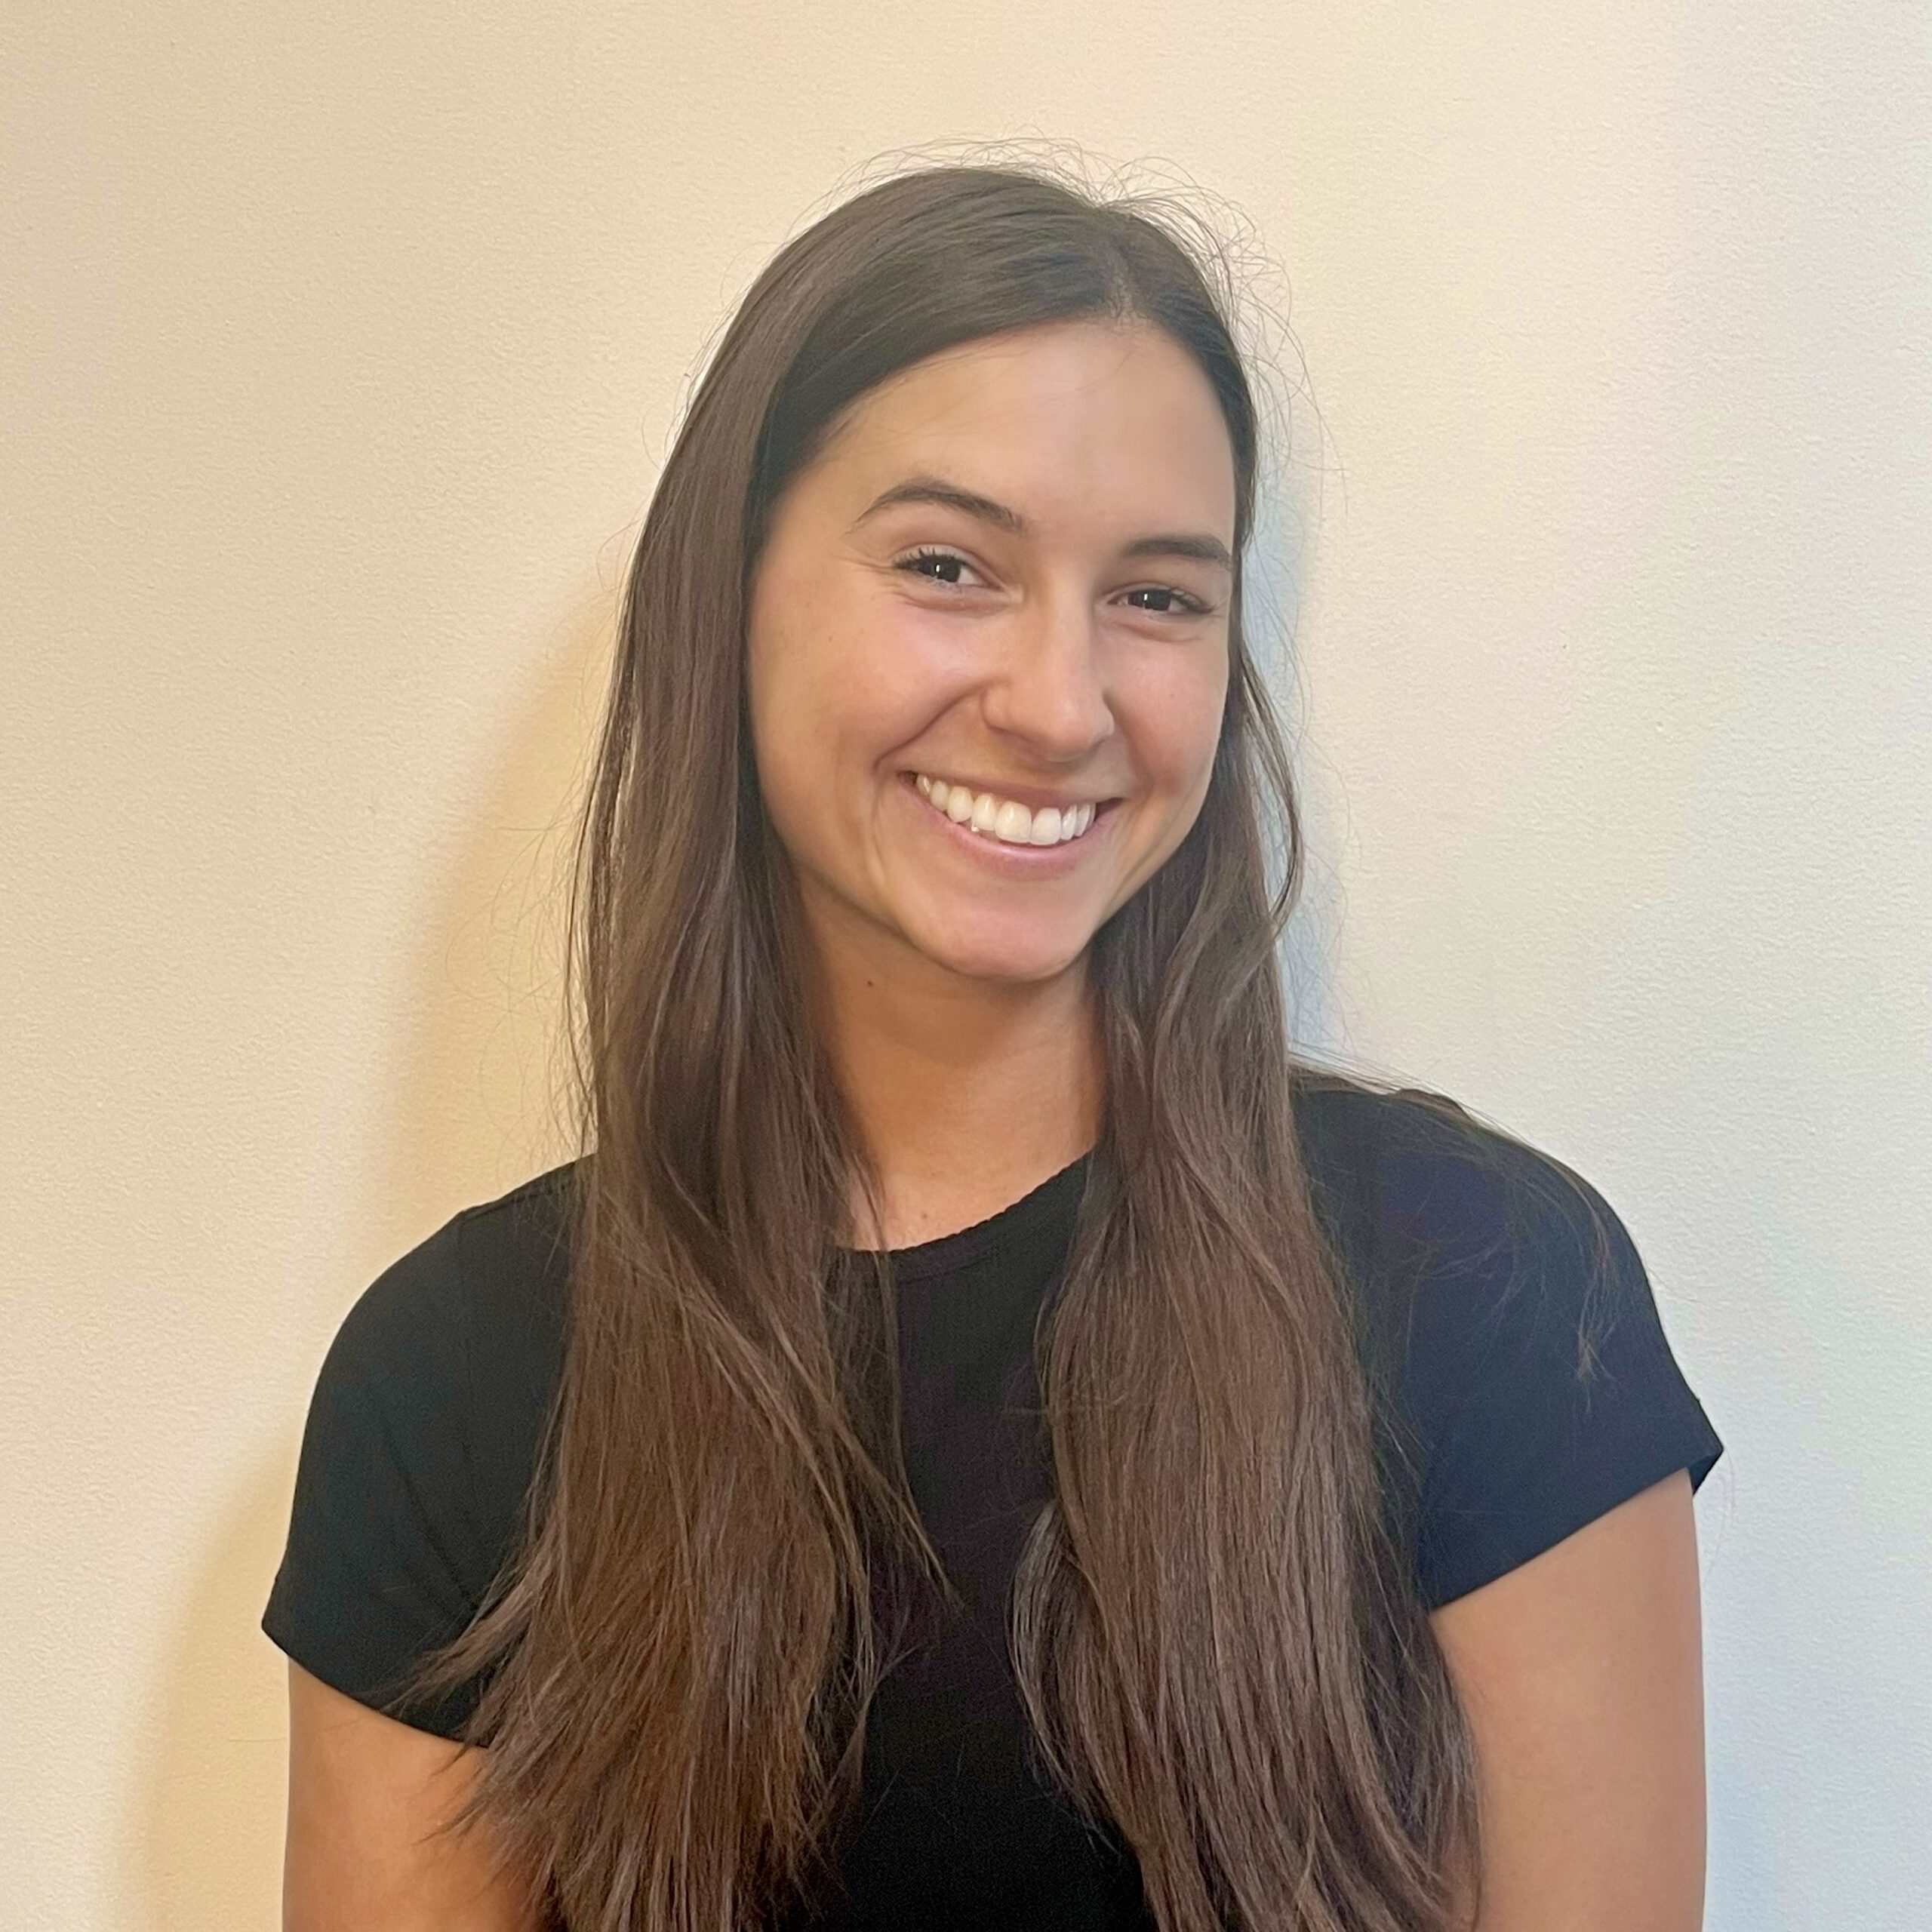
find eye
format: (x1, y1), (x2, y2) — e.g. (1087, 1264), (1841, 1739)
(1122, 585), (1216, 617)
(892, 547), (1216, 618)
(896, 546), (982, 589)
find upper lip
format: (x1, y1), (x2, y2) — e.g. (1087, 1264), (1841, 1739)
(906, 769), (1115, 812)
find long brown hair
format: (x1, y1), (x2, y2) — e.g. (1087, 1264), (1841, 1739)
(389, 152), (1571, 1931)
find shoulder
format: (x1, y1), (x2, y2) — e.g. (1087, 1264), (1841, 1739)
(262, 1160), (579, 1734)
(1292, 1069), (1725, 1609)
(320, 1161), (575, 1457)
(361, 1157), (578, 1328)
(1291, 1070), (1536, 1308)
(356, 1154), (577, 1471)
(1293, 1067), (1655, 1369)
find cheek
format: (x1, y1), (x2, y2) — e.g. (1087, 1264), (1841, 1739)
(747, 627), (924, 844)
(756, 605), (941, 768)
(748, 598), (847, 761)
(1119, 651), (1229, 787)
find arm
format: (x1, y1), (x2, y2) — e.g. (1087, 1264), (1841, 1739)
(283, 1660), (546, 1932)
(1429, 1469), (1710, 1932)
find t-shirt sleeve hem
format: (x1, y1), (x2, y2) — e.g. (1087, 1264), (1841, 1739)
(1418, 1415), (1724, 1611)
(260, 1598), (481, 1744)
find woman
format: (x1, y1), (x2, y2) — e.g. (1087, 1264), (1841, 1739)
(264, 161), (1724, 1931)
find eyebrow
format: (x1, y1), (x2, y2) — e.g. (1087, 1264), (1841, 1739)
(851, 473), (1235, 577)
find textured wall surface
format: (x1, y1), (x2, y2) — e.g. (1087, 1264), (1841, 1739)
(4, 3), (1926, 1925)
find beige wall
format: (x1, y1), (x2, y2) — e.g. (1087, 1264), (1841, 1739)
(6, 4), (1927, 1925)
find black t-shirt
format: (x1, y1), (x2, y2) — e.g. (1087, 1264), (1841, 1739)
(263, 1080), (1724, 1927)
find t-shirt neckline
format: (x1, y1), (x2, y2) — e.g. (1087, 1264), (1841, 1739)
(838, 1147), (1096, 1282)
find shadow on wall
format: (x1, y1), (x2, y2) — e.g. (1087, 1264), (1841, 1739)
(115, 575), (611, 1930)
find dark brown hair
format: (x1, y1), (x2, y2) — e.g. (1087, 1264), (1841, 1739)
(394, 151), (1619, 1930)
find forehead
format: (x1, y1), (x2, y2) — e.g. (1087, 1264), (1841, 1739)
(811, 321), (1236, 534)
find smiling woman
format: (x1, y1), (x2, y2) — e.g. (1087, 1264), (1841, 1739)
(263, 156), (1724, 1932)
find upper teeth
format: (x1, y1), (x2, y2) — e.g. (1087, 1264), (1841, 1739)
(913, 772), (1100, 846)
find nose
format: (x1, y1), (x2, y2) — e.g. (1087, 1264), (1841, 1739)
(978, 587), (1115, 764)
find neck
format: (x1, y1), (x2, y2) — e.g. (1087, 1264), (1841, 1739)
(802, 915), (1104, 1253)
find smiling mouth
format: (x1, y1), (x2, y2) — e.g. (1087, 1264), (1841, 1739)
(901, 771), (1119, 848)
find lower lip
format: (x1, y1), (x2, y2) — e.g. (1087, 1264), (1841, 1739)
(897, 772), (1121, 875)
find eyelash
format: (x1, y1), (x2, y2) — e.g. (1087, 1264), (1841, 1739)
(894, 546), (1217, 619)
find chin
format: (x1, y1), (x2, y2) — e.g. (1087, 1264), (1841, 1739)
(916, 926), (1093, 985)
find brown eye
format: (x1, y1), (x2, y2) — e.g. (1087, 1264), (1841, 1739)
(896, 547), (979, 587)
(1124, 586), (1214, 617)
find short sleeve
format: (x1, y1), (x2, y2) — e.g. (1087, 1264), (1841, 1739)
(262, 1210), (503, 1740)
(1390, 1130), (1725, 1611)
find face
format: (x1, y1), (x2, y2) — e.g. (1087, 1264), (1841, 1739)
(745, 318), (1237, 995)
